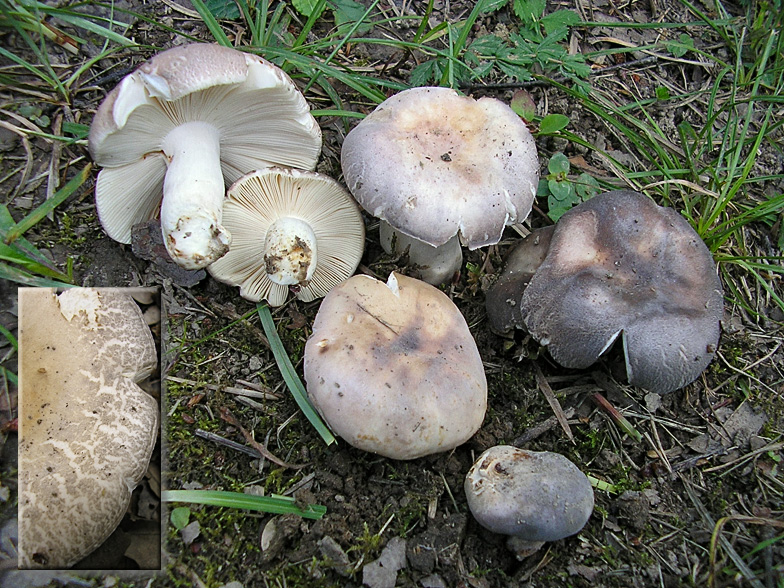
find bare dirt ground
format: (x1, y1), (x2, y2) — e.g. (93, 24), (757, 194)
(0, 1), (783, 587)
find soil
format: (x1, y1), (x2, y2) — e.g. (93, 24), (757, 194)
(0, 1), (783, 588)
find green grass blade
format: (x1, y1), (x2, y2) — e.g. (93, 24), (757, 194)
(3, 163), (92, 245)
(302, 0), (381, 94)
(0, 323), (18, 352)
(1, 367), (18, 387)
(162, 489), (327, 519)
(0, 263), (73, 287)
(190, 0), (232, 47)
(46, 12), (133, 46)
(256, 303), (336, 446)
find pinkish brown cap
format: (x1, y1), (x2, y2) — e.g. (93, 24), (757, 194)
(341, 87), (539, 250)
(304, 272), (487, 459)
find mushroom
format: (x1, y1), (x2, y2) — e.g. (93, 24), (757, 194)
(303, 272), (487, 459)
(485, 225), (554, 335)
(519, 190), (724, 394)
(340, 86), (539, 285)
(207, 167), (365, 307)
(89, 43), (322, 270)
(465, 445), (594, 559)
(18, 288), (159, 569)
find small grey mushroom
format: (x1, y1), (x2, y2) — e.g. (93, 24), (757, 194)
(465, 445), (594, 559)
(518, 190), (724, 395)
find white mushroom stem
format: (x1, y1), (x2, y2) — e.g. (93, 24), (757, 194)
(160, 121), (230, 270)
(379, 220), (462, 286)
(264, 216), (318, 286)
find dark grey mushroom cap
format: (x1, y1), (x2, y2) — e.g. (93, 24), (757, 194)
(465, 446), (594, 544)
(520, 190), (723, 394)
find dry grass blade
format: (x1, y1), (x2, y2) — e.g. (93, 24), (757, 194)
(708, 516), (784, 588)
(534, 363), (574, 443)
(166, 375), (280, 400)
(591, 392), (644, 442)
(681, 475), (766, 588)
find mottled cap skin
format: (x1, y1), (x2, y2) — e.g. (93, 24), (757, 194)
(520, 190), (724, 394)
(485, 225), (554, 334)
(341, 86), (539, 249)
(304, 272), (487, 460)
(465, 446), (594, 544)
(18, 288), (159, 569)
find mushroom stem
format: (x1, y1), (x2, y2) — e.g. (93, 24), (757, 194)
(264, 216), (318, 286)
(160, 121), (230, 269)
(379, 220), (462, 285)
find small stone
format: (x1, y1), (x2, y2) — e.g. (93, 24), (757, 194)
(363, 536), (407, 588)
(180, 520), (201, 546)
(644, 392), (662, 413)
(317, 535), (351, 576)
(420, 574), (447, 588)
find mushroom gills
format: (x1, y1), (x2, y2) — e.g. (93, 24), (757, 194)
(263, 216), (318, 286)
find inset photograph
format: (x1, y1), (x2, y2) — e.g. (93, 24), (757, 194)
(17, 287), (161, 570)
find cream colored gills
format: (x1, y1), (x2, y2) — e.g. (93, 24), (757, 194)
(18, 288), (158, 569)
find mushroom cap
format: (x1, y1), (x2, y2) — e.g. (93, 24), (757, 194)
(18, 288), (159, 569)
(303, 272), (487, 460)
(485, 225), (554, 334)
(340, 86), (538, 249)
(207, 167), (365, 306)
(465, 446), (594, 545)
(89, 43), (322, 244)
(520, 190), (724, 394)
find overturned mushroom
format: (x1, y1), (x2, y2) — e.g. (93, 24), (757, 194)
(465, 445), (594, 559)
(304, 272), (487, 459)
(89, 43), (322, 270)
(18, 288), (159, 569)
(504, 190), (722, 395)
(341, 86), (539, 285)
(207, 167), (365, 307)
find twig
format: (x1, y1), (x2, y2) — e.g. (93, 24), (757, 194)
(702, 440), (784, 474)
(220, 407), (308, 470)
(534, 363), (574, 443)
(166, 375), (280, 400)
(670, 446), (729, 472)
(512, 408), (576, 446)
(194, 428), (262, 459)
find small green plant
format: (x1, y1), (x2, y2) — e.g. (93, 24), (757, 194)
(291, 0), (373, 35)
(170, 506), (191, 531)
(537, 152), (601, 221)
